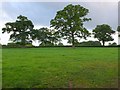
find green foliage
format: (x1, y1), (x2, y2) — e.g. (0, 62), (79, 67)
(108, 42), (117, 46)
(76, 41), (101, 46)
(9, 43), (21, 47)
(50, 4), (91, 47)
(57, 42), (64, 46)
(2, 43), (21, 48)
(32, 27), (60, 46)
(93, 24), (115, 46)
(2, 15), (34, 46)
(117, 26), (120, 37)
(2, 42), (33, 48)
(40, 41), (54, 46)
(117, 26), (120, 32)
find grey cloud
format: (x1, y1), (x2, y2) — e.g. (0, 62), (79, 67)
(118, 1), (120, 25)
(2, 2), (118, 30)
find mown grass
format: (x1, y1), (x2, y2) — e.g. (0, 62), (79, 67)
(2, 47), (118, 88)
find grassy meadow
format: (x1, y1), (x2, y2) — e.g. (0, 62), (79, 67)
(2, 47), (118, 88)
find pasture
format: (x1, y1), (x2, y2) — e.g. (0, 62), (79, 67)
(2, 47), (118, 88)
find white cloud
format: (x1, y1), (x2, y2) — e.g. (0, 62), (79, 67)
(0, 9), (15, 45)
(34, 25), (50, 29)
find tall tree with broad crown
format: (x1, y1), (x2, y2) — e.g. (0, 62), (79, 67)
(2, 15), (34, 46)
(50, 4), (91, 47)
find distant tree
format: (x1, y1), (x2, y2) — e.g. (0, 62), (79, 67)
(93, 24), (115, 46)
(32, 27), (51, 46)
(117, 26), (120, 32)
(117, 26), (120, 37)
(58, 42), (64, 46)
(2, 15), (34, 46)
(50, 4), (91, 47)
(32, 27), (59, 46)
(40, 41), (54, 46)
(76, 41), (101, 46)
(108, 42), (117, 46)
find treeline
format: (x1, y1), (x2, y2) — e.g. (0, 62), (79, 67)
(1, 4), (120, 47)
(1, 41), (118, 48)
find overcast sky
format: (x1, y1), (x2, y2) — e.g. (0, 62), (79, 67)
(0, 1), (119, 45)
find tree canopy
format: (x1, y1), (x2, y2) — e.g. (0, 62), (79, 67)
(32, 27), (60, 46)
(2, 15), (34, 46)
(117, 26), (120, 32)
(50, 4), (91, 47)
(93, 24), (115, 46)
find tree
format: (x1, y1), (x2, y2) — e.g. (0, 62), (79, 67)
(117, 26), (120, 37)
(93, 24), (115, 46)
(58, 42), (64, 46)
(47, 29), (61, 45)
(50, 4), (91, 47)
(108, 42), (117, 46)
(2, 15), (34, 46)
(78, 41), (101, 46)
(32, 27), (59, 46)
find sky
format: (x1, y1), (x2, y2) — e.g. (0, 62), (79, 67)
(0, 0), (119, 45)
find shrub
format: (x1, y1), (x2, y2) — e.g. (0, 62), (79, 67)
(76, 41), (101, 46)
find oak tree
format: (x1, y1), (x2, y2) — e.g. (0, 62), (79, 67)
(50, 4), (91, 47)
(93, 24), (115, 46)
(2, 15), (34, 46)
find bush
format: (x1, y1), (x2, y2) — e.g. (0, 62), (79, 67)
(40, 42), (54, 46)
(76, 41), (101, 46)
(7, 43), (21, 48)
(2, 43), (34, 48)
(58, 43), (64, 46)
(108, 42), (117, 46)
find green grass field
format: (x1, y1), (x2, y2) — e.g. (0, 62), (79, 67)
(2, 47), (118, 88)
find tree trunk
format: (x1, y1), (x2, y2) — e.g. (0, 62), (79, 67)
(43, 42), (46, 46)
(21, 38), (25, 46)
(102, 40), (105, 46)
(21, 34), (26, 46)
(71, 32), (75, 48)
